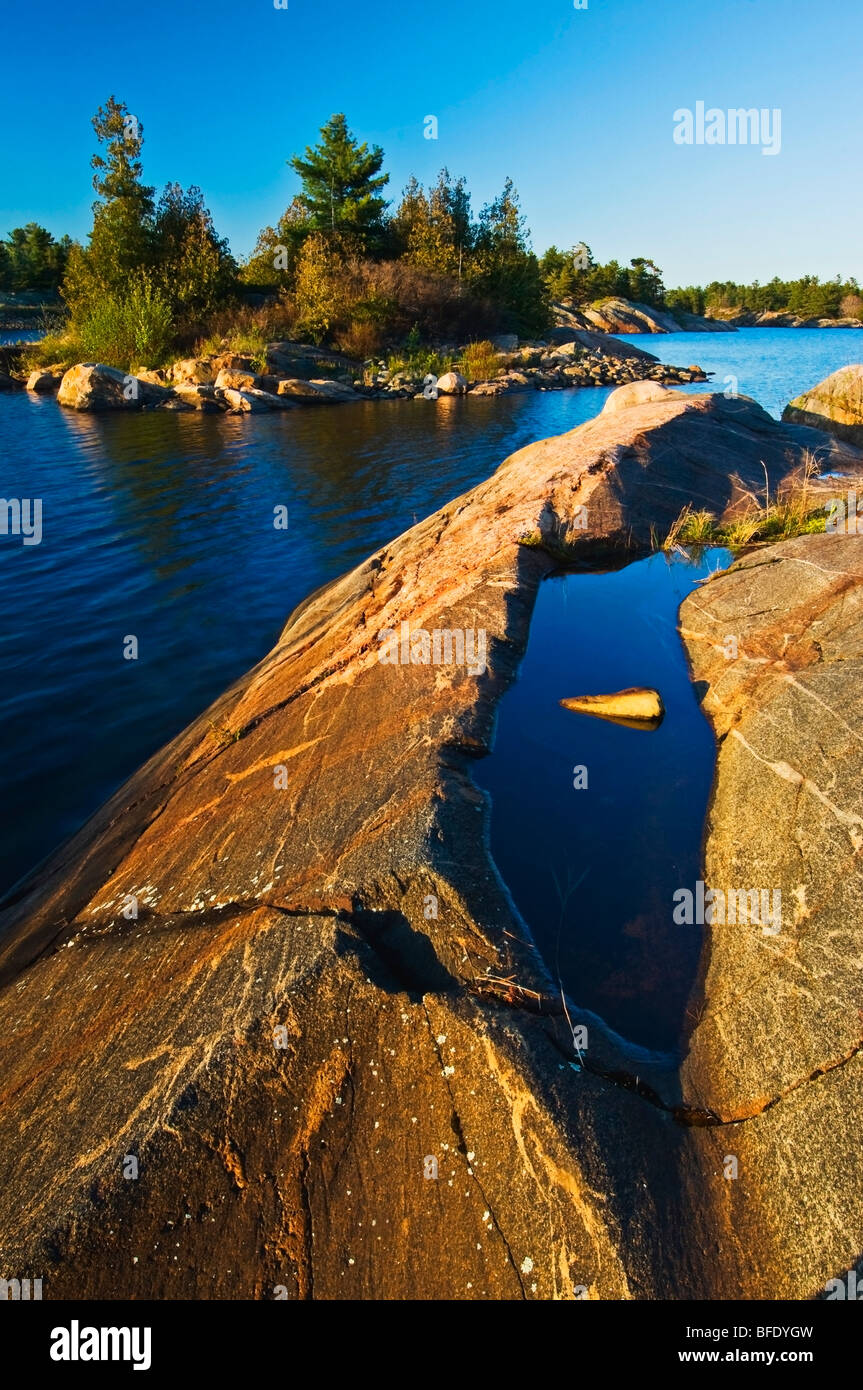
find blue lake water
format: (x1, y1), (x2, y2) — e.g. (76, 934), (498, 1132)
(615, 325), (863, 419)
(0, 330), (44, 345)
(0, 326), (860, 966)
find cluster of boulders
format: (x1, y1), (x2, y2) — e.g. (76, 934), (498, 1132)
(6, 334), (708, 413)
(44, 358), (358, 414)
(376, 341), (706, 399)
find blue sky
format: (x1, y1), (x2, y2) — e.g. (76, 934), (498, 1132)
(1, 0), (860, 286)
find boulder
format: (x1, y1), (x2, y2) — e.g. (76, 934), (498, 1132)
(275, 378), (355, 404)
(172, 384), (226, 413)
(56, 363), (173, 411)
(756, 310), (803, 328)
(436, 370), (468, 395)
(469, 380), (513, 396)
(25, 370), (62, 393)
(564, 327), (659, 364)
(492, 333), (519, 352)
(0, 390), (835, 1301)
(601, 381), (680, 414)
(0, 371), (24, 391)
(501, 371), (533, 391)
(214, 367), (260, 392)
(219, 387), (275, 414)
(553, 298), (735, 336)
(172, 358), (217, 386)
(781, 365), (863, 446)
(560, 688), (664, 725)
(212, 354), (258, 374)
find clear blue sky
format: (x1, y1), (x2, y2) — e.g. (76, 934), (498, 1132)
(2, 0), (860, 286)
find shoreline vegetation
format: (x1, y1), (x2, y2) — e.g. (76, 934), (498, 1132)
(0, 98), (860, 384)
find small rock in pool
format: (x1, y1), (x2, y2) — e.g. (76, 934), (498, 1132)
(560, 687), (665, 727)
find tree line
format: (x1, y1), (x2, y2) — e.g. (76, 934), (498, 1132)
(666, 277), (862, 321)
(0, 224), (73, 292)
(11, 99), (862, 368)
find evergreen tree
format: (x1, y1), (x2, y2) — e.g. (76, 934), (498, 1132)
(64, 96), (156, 308)
(471, 179), (548, 334)
(0, 224), (72, 291)
(153, 183), (236, 318)
(289, 114), (389, 249)
(626, 257), (665, 307)
(394, 170), (473, 278)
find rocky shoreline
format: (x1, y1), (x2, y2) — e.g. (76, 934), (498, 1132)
(553, 295), (863, 335)
(0, 330), (710, 413)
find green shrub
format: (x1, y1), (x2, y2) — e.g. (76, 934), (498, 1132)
(386, 347), (453, 379)
(461, 339), (500, 382)
(24, 330), (84, 370)
(76, 276), (174, 368)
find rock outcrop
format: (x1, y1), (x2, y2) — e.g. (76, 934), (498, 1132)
(782, 364), (863, 446)
(0, 389), (847, 1300)
(678, 536), (863, 1294)
(553, 297), (727, 335)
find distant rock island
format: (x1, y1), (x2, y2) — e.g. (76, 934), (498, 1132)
(553, 295), (863, 335)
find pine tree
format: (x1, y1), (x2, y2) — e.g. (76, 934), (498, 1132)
(471, 179), (548, 335)
(64, 96), (156, 308)
(0, 224), (72, 291)
(289, 114), (389, 250)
